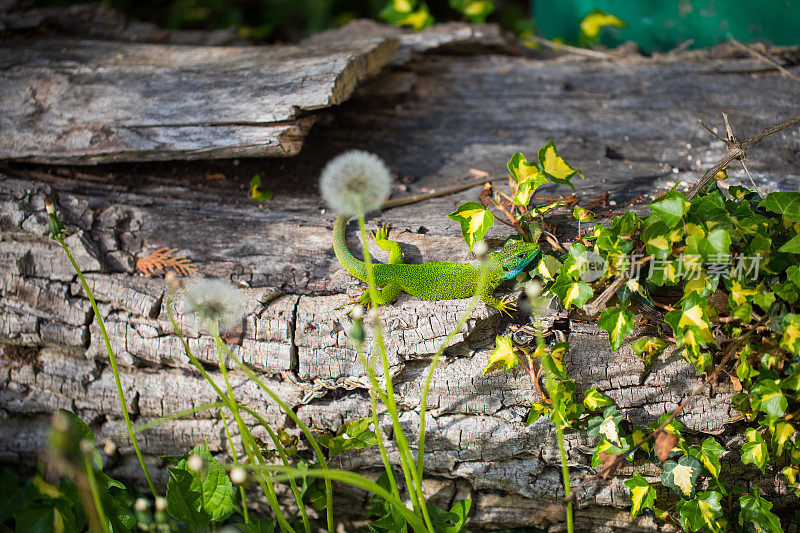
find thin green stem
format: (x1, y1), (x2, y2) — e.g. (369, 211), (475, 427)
(220, 344), (334, 532)
(58, 237), (157, 498)
(82, 455), (110, 533)
(556, 425), (574, 533)
(221, 409), (249, 524)
(123, 402), (226, 436)
(417, 263), (489, 490)
(356, 215), (434, 532)
(165, 293), (292, 532)
(242, 466), (428, 533)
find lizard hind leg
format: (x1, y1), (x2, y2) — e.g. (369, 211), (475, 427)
(481, 293), (517, 318)
(373, 225), (404, 265)
(355, 281), (403, 308)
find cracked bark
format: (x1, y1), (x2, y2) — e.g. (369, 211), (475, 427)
(2, 19), (800, 531)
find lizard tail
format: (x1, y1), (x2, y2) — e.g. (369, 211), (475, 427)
(333, 214), (367, 282)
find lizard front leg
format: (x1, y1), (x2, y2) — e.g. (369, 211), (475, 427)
(481, 289), (517, 317)
(373, 225), (404, 265)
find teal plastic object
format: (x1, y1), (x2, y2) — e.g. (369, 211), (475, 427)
(533, 0), (800, 53)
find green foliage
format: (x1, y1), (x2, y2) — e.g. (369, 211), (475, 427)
(597, 305), (635, 350)
(379, 0), (434, 29)
(318, 417), (379, 456)
(578, 10), (627, 46)
(249, 174), (274, 202)
(166, 445), (235, 526)
(448, 201), (495, 252)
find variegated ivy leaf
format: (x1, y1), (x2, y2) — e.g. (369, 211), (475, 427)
(483, 335), (518, 374)
(379, 0), (434, 29)
(588, 406), (624, 446)
(535, 255), (562, 281)
(770, 421), (795, 458)
(631, 427), (650, 454)
(678, 491), (724, 533)
(741, 428), (769, 473)
(630, 337), (668, 369)
(649, 413), (684, 436)
(448, 0), (494, 23)
(650, 190), (690, 228)
(550, 274), (593, 310)
(583, 388), (614, 411)
(699, 437), (724, 479)
(528, 201), (564, 218)
(751, 378), (788, 418)
(662, 454), (701, 498)
(526, 402), (549, 425)
(665, 293), (715, 349)
(738, 489), (783, 533)
(623, 474), (655, 519)
(727, 279), (758, 307)
(448, 202), (495, 252)
(597, 306), (635, 351)
(780, 313), (800, 355)
(579, 10), (627, 44)
(537, 140), (583, 190)
(572, 205), (594, 223)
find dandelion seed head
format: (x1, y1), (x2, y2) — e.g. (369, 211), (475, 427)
(230, 466), (248, 485)
(187, 453), (205, 472)
(182, 279), (244, 329)
(155, 497), (167, 511)
(320, 150), (391, 216)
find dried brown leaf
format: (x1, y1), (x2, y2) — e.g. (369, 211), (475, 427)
(136, 247), (199, 277)
(655, 431), (679, 462)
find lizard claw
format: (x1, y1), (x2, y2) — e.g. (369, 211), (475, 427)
(492, 295), (517, 317)
(374, 224), (391, 242)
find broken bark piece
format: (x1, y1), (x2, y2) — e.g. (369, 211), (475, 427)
(0, 35), (397, 163)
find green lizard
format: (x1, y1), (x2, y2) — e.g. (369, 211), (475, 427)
(333, 215), (540, 315)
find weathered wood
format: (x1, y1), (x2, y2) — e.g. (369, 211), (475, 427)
(2, 38), (800, 530)
(0, 35), (396, 163)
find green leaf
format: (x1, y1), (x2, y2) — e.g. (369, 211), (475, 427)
(448, 202), (495, 252)
(573, 205), (594, 223)
(448, 0), (493, 23)
(167, 445), (234, 525)
(236, 517), (276, 533)
(751, 378), (788, 418)
(248, 175), (273, 202)
(550, 274), (593, 310)
(630, 337), (668, 369)
(484, 335), (518, 373)
(526, 402), (549, 425)
(587, 406), (624, 446)
(48, 410), (103, 470)
(758, 191), (800, 222)
(780, 313), (800, 355)
(771, 421), (795, 458)
(661, 454), (701, 498)
(507, 153), (548, 205)
(379, 0), (434, 29)
(779, 233), (800, 254)
(579, 10), (627, 44)
(650, 191), (690, 228)
(428, 498), (471, 533)
(679, 491), (723, 533)
(597, 306), (635, 351)
(13, 504), (57, 533)
(739, 489), (783, 533)
(623, 474), (655, 519)
(699, 438), (724, 479)
(166, 468), (207, 528)
(741, 428), (769, 473)
(583, 388), (614, 411)
(537, 141), (583, 190)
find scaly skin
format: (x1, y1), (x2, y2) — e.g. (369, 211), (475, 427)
(333, 215), (539, 315)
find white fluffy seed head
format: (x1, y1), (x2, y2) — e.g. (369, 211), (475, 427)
(155, 497), (167, 512)
(104, 438), (117, 456)
(134, 498), (150, 512)
(187, 453), (205, 472)
(319, 150), (391, 216)
(182, 279), (244, 330)
(230, 466), (248, 485)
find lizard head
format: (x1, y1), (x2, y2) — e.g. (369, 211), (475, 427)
(493, 241), (540, 280)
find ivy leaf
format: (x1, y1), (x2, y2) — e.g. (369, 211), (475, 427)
(630, 337), (668, 369)
(758, 191), (800, 222)
(583, 388), (614, 411)
(770, 421), (795, 458)
(597, 306), (635, 351)
(751, 378), (788, 418)
(623, 474), (655, 519)
(448, 202), (495, 252)
(535, 255), (562, 281)
(699, 438), (724, 479)
(740, 428), (769, 473)
(248, 175), (273, 202)
(779, 233), (800, 254)
(738, 489), (783, 533)
(650, 191), (690, 228)
(484, 335), (518, 373)
(537, 141), (583, 190)
(780, 314), (800, 355)
(587, 406), (624, 446)
(550, 274), (593, 310)
(528, 201), (564, 218)
(379, 0), (434, 29)
(448, 0), (494, 23)
(579, 10), (627, 45)
(526, 402), (549, 425)
(662, 454), (702, 498)
(572, 205), (594, 223)
(678, 491), (724, 533)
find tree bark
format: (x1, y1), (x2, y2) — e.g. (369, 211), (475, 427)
(1, 18), (800, 531)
